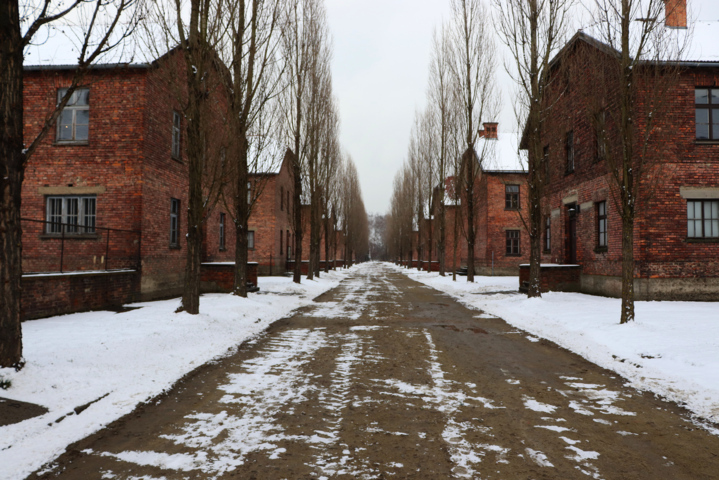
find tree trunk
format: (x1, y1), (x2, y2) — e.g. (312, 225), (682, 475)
(620, 211), (635, 324)
(233, 134), (249, 297)
(292, 160), (303, 283)
(0, 1), (24, 368)
(527, 154), (542, 297)
(466, 168), (476, 282)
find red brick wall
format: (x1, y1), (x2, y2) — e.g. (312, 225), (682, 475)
(538, 40), (719, 286)
(21, 271), (139, 320)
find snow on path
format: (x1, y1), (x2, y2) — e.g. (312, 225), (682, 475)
(394, 263), (719, 429)
(0, 270), (353, 480)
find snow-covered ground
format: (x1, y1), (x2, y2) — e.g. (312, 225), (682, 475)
(0, 269), (352, 480)
(394, 264), (719, 432)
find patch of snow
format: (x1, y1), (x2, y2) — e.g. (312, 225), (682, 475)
(525, 448), (554, 467)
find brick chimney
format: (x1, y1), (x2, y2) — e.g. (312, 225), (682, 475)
(665, 0), (687, 29)
(479, 122), (498, 139)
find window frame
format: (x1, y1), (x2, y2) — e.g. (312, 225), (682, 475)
(170, 198), (180, 248)
(505, 230), (520, 256)
(45, 195), (96, 235)
(544, 216), (551, 253)
(219, 212), (226, 251)
(687, 199), (719, 239)
(695, 88), (719, 141)
(247, 230), (255, 250)
(505, 185), (520, 210)
(56, 88), (90, 144)
(172, 111), (182, 160)
(596, 201), (608, 251)
(565, 130), (575, 174)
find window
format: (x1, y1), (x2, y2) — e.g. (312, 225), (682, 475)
(45, 196), (96, 234)
(544, 216), (551, 252)
(56, 88), (89, 142)
(696, 88), (719, 140)
(687, 200), (719, 238)
(280, 186), (284, 211)
(172, 111), (181, 159)
(506, 230), (520, 256)
(505, 185), (519, 210)
(219, 213), (226, 250)
(170, 198), (180, 247)
(247, 181), (252, 205)
(597, 201), (608, 249)
(280, 229), (283, 255)
(566, 130), (574, 173)
(287, 230), (291, 258)
(248, 230), (255, 249)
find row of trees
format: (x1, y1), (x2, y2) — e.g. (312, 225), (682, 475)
(386, 0), (498, 282)
(388, 0), (685, 326)
(0, 0), (368, 369)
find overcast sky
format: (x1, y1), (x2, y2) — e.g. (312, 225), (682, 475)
(325, 0), (719, 215)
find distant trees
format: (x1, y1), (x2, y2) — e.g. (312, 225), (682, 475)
(1, 0), (142, 368)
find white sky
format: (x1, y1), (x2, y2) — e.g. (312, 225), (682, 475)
(325, 0), (719, 215)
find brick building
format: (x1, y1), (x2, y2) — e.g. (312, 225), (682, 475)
(426, 126), (530, 275)
(20, 51), (295, 318)
(532, 1), (719, 300)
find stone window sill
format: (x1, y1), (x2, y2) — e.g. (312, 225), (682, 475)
(169, 244), (181, 250)
(694, 140), (719, 146)
(594, 246), (608, 253)
(54, 141), (89, 146)
(40, 234), (100, 240)
(686, 237), (719, 243)
(505, 253), (522, 257)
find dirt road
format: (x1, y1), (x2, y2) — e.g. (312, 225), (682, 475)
(31, 263), (719, 479)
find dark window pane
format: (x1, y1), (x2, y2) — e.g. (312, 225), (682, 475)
(696, 89), (709, 104)
(75, 89), (89, 106)
(75, 109), (89, 125)
(712, 89), (719, 104)
(75, 124), (89, 141)
(697, 123), (710, 140)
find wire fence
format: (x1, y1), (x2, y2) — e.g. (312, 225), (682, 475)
(21, 218), (141, 274)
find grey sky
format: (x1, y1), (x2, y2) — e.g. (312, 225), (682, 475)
(325, 0), (719, 215)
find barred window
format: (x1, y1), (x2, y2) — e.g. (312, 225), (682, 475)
(172, 111), (181, 159)
(57, 88), (89, 142)
(170, 198), (180, 247)
(506, 230), (520, 256)
(45, 196), (96, 234)
(597, 201), (608, 248)
(219, 213), (226, 250)
(687, 200), (719, 238)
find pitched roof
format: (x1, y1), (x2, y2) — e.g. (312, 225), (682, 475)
(477, 132), (526, 173)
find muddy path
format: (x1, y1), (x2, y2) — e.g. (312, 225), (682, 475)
(30, 263), (719, 479)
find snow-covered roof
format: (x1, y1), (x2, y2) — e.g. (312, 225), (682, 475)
(676, 20), (719, 63)
(249, 140), (290, 175)
(477, 132), (526, 173)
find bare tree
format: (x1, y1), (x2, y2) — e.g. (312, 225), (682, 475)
(585, 0), (686, 323)
(221, 0), (285, 297)
(1, 0), (141, 368)
(448, 0), (498, 282)
(493, 0), (574, 297)
(280, 0), (329, 283)
(319, 95), (341, 274)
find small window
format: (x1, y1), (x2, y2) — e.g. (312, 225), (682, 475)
(287, 230), (291, 258)
(172, 111), (182, 159)
(687, 199), (719, 238)
(544, 216), (551, 252)
(170, 198), (180, 247)
(505, 185), (520, 210)
(56, 88), (89, 142)
(219, 213), (226, 250)
(566, 130), (574, 173)
(248, 230), (255, 249)
(45, 195), (96, 234)
(247, 181), (252, 205)
(597, 201), (608, 249)
(506, 230), (520, 256)
(696, 88), (719, 140)
(280, 186), (284, 211)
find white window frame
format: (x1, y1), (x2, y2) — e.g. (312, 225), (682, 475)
(45, 195), (96, 234)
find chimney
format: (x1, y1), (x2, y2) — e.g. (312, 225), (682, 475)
(665, 0), (687, 29)
(481, 122), (498, 139)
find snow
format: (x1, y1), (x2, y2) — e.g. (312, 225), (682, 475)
(0, 269), (353, 480)
(394, 264), (719, 429)
(477, 132), (526, 172)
